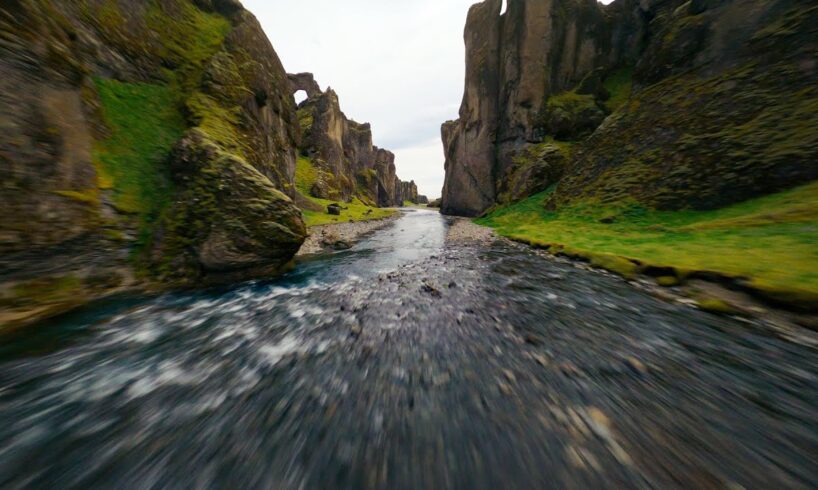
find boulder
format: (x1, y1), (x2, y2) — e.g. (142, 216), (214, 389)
(327, 203), (342, 215)
(156, 130), (306, 283)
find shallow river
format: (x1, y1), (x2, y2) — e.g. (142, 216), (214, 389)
(1, 209), (817, 489)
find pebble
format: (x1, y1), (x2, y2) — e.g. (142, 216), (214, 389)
(625, 357), (648, 375)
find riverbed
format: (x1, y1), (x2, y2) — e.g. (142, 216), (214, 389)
(0, 209), (816, 488)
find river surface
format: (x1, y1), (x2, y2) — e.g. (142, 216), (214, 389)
(1, 209), (817, 489)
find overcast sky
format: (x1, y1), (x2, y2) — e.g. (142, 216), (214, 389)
(243, 0), (615, 198)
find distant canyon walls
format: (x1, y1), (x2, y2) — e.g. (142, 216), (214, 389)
(441, 0), (818, 215)
(289, 73), (420, 207)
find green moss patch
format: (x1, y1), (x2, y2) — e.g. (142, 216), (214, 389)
(294, 156), (394, 227)
(477, 182), (818, 302)
(602, 67), (633, 112)
(696, 298), (740, 316)
(93, 78), (186, 216)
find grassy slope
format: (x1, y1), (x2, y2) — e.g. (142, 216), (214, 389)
(94, 79), (186, 216)
(295, 156), (395, 227)
(476, 182), (818, 298)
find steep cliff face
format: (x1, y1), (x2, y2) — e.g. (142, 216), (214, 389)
(291, 74), (411, 208)
(442, 0), (818, 215)
(0, 0), (306, 326)
(398, 180), (419, 205)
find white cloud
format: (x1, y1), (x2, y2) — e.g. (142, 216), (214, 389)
(242, 0), (476, 197)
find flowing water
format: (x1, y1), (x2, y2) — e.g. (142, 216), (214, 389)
(1, 209), (817, 489)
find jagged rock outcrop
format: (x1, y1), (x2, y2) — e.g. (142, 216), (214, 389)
(287, 72), (322, 99)
(441, 0), (818, 215)
(290, 74), (412, 208)
(374, 147), (400, 207)
(0, 0), (306, 327)
(417, 195), (429, 205)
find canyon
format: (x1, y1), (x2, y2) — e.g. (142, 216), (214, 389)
(0, 0), (421, 328)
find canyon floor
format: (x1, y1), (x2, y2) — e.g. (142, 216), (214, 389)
(1, 209), (816, 488)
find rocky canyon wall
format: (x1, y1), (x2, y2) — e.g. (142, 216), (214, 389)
(441, 0), (818, 215)
(0, 0), (307, 326)
(289, 73), (417, 208)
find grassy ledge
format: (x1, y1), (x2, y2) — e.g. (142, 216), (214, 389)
(476, 182), (818, 311)
(295, 156), (395, 227)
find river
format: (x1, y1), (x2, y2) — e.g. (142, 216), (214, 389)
(1, 209), (816, 488)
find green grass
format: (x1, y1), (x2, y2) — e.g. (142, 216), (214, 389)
(93, 78), (186, 216)
(476, 182), (818, 296)
(295, 156), (395, 227)
(546, 91), (597, 114)
(295, 155), (319, 197)
(603, 67), (634, 111)
(146, 0), (232, 94)
(301, 198), (395, 227)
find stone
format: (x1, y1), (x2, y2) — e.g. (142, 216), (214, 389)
(327, 203), (342, 216)
(162, 130), (307, 282)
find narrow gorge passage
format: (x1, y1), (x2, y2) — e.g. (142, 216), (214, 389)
(1, 210), (816, 489)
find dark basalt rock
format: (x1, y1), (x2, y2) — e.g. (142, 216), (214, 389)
(442, 0), (818, 215)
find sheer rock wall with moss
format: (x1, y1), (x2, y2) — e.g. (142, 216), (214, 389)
(0, 0), (307, 327)
(290, 73), (414, 208)
(441, 0), (818, 215)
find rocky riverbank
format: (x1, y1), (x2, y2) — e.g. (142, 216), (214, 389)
(296, 214), (401, 256)
(445, 218), (496, 245)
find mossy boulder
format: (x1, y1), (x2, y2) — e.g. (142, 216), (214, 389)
(537, 91), (607, 141)
(153, 130), (305, 284)
(497, 141), (569, 204)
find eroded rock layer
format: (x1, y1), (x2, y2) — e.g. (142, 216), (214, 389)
(441, 0), (818, 216)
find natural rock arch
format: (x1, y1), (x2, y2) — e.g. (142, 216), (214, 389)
(287, 73), (322, 100)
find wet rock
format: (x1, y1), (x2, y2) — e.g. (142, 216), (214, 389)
(421, 282), (442, 298)
(332, 240), (352, 251)
(327, 203), (342, 215)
